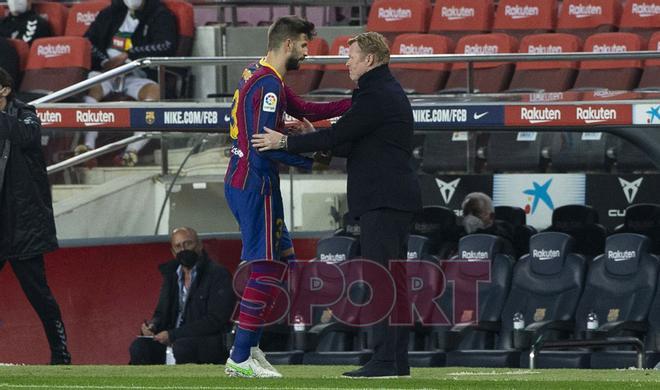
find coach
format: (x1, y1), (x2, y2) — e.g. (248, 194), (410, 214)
(252, 31), (422, 378)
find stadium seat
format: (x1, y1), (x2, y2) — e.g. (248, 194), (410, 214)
(429, 0), (494, 42)
(447, 232), (586, 367)
(619, 0), (660, 40)
(537, 233), (659, 369)
(366, 0), (432, 44)
(544, 204), (607, 260)
(549, 132), (616, 172)
(411, 205), (461, 259)
(442, 33), (519, 93)
(492, 0), (558, 41)
(334, 212), (361, 242)
(407, 234), (433, 260)
(572, 32), (645, 91)
(311, 35), (354, 94)
(636, 31), (660, 91)
(508, 33), (581, 93)
(19, 36), (91, 97)
(33, 1), (68, 37)
(286, 37), (328, 95)
(390, 33), (454, 93)
(615, 203), (660, 254)
(612, 137), (658, 171)
(7, 38), (29, 74)
(495, 205), (537, 258)
(557, 0), (622, 41)
(421, 132), (487, 173)
(64, 0), (109, 37)
(486, 131), (551, 172)
(162, 0), (194, 99)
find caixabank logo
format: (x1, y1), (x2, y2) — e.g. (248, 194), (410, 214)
(493, 174), (586, 229)
(633, 104), (660, 124)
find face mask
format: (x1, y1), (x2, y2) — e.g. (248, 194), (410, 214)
(176, 249), (199, 268)
(7, 0), (28, 15)
(463, 214), (486, 234)
(123, 0), (143, 11)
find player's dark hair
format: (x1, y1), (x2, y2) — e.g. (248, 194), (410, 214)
(267, 16), (315, 50)
(0, 67), (15, 101)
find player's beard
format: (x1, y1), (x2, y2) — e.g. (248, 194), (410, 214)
(285, 52), (304, 71)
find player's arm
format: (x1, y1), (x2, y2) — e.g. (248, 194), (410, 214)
(250, 76), (313, 169)
(284, 84), (351, 121)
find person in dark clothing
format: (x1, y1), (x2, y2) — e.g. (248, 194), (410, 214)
(252, 31), (422, 378)
(0, 0), (52, 44)
(129, 227), (236, 365)
(0, 37), (20, 83)
(461, 192), (516, 256)
(78, 0), (178, 166)
(0, 67), (71, 365)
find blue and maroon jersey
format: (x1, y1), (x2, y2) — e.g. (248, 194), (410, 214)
(225, 59), (352, 195)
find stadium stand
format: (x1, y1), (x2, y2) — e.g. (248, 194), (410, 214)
(637, 31), (660, 90)
(549, 132), (616, 172)
(492, 0), (557, 40)
(446, 232), (586, 367)
(619, 0), (660, 40)
(421, 132), (487, 173)
(366, 0), (432, 44)
(390, 33), (454, 93)
(507, 33), (581, 92)
(285, 37), (329, 95)
(442, 33), (519, 93)
(311, 35), (355, 94)
(33, 1), (68, 37)
(486, 131), (551, 172)
(428, 0), (494, 42)
(557, 0), (622, 41)
(573, 32), (645, 91)
(64, 0), (109, 37)
(613, 137), (659, 171)
(544, 204), (607, 260)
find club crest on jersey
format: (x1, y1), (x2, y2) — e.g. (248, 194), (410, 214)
(263, 92), (278, 113)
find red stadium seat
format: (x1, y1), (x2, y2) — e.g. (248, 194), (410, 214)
(366, 0), (432, 44)
(619, 0), (660, 40)
(64, 0), (110, 37)
(20, 36), (91, 95)
(573, 32), (645, 91)
(286, 37), (329, 95)
(312, 35), (355, 94)
(442, 33), (519, 93)
(33, 1), (69, 36)
(508, 33), (581, 92)
(429, 0), (494, 42)
(557, 0), (622, 41)
(162, 0), (194, 56)
(493, 0), (557, 40)
(390, 33), (454, 93)
(637, 31), (660, 90)
(7, 38), (29, 72)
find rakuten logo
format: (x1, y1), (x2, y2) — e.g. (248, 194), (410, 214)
(441, 6), (475, 20)
(378, 7), (412, 22)
(608, 250), (636, 262)
(593, 44), (628, 53)
(399, 44), (434, 55)
(568, 4), (602, 18)
(576, 107), (617, 123)
(461, 250), (490, 260)
(532, 249), (561, 260)
(37, 110), (62, 126)
(520, 107), (562, 123)
(76, 110), (116, 127)
(338, 45), (349, 56)
(504, 5), (540, 19)
(76, 11), (98, 26)
(37, 44), (71, 58)
(464, 44), (499, 55)
(528, 44), (563, 54)
(632, 3), (660, 18)
(319, 253), (346, 263)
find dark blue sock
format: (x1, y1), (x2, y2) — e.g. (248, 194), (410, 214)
(230, 327), (254, 363)
(250, 328), (264, 347)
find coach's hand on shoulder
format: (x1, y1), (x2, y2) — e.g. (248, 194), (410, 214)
(252, 128), (285, 151)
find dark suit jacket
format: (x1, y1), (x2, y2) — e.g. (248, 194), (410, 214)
(287, 64), (422, 217)
(151, 253), (235, 342)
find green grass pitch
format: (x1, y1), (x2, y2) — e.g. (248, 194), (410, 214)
(1, 365), (660, 389)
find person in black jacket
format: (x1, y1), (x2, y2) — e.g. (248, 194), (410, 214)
(0, 67), (71, 365)
(0, 0), (52, 44)
(252, 32), (422, 378)
(78, 0), (178, 166)
(461, 192), (516, 256)
(0, 37), (20, 83)
(129, 227), (235, 365)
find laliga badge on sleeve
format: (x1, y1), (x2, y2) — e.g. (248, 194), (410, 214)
(262, 92), (278, 113)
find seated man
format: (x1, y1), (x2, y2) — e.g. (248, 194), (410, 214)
(129, 227), (235, 365)
(79, 0), (177, 166)
(461, 192), (515, 256)
(0, 38), (20, 83)
(0, 0), (52, 44)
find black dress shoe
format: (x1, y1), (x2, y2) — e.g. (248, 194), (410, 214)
(342, 361), (398, 378)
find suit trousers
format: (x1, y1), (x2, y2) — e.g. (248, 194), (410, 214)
(359, 208), (412, 368)
(129, 334), (227, 364)
(0, 254), (70, 364)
